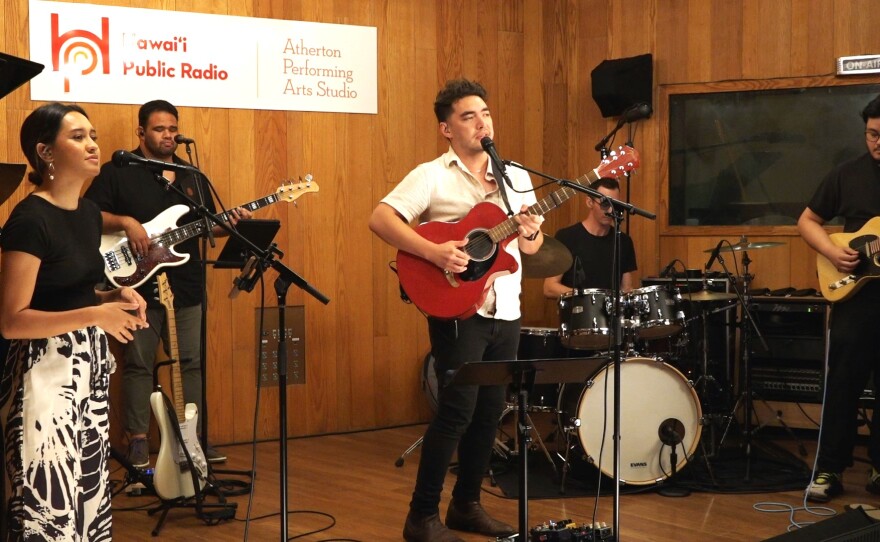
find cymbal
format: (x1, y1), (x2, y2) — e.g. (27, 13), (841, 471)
(685, 290), (737, 302)
(522, 237), (572, 278)
(703, 237), (785, 253)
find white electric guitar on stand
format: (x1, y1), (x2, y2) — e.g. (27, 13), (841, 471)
(151, 272), (208, 500)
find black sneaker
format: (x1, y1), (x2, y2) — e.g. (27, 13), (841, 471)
(807, 471), (843, 502)
(204, 444), (227, 463)
(127, 438), (149, 469)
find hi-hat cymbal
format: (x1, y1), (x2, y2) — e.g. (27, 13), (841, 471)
(686, 290), (737, 302)
(703, 237), (785, 253)
(522, 237), (572, 278)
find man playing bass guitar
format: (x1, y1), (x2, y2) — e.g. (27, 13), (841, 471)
(85, 99), (250, 469)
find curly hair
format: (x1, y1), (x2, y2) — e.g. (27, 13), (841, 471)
(433, 79), (488, 122)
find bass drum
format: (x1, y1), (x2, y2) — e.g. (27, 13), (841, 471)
(557, 357), (702, 485)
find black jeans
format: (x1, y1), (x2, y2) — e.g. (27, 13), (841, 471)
(409, 315), (520, 517)
(817, 282), (880, 474)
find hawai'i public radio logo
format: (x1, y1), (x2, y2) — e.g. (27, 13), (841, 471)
(50, 13), (110, 92)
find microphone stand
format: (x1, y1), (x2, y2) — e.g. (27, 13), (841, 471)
(143, 170), (330, 541)
(506, 162), (654, 540)
(230, 240), (330, 542)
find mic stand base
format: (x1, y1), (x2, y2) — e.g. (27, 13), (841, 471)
(656, 446), (691, 498)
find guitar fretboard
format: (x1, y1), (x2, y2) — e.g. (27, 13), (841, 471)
(154, 194), (281, 247)
(487, 170), (596, 242)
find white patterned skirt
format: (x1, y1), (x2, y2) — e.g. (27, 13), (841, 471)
(0, 326), (115, 542)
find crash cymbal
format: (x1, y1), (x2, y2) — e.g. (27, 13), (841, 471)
(522, 237), (573, 278)
(703, 237), (785, 253)
(685, 290), (737, 302)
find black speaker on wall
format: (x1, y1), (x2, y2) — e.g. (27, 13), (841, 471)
(591, 53), (653, 118)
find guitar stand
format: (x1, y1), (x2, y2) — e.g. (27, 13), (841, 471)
(148, 388), (237, 536)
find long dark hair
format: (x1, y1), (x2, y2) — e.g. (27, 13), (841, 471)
(19, 102), (89, 186)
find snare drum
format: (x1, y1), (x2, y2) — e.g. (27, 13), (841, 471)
(558, 288), (615, 350)
(518, 327), (567, 409)
(557, 356), (702, 485)
(629, 285), (685, 340)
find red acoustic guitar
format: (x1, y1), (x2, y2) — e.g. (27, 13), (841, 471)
(396, 147), (640, 319)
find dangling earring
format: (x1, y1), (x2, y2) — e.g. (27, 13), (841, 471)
(47, 161), (55, 181)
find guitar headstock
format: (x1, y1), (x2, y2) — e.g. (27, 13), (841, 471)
(277, 174), (319, 203)
(156, 273), (174, 311)
(595, 146), (640, 179)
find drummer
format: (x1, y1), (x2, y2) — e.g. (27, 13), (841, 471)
(543, 177), (637, 299)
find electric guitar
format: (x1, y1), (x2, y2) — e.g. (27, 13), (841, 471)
(817, 216), (880, 302)
(100, 176), (319, 289)
(395, 147), (640, 319)
(150, 272), (208, 500)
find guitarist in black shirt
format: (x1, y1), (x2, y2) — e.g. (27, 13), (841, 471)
(799, 93), (880, 502)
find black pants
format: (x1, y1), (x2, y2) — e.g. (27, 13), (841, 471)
(409, 316), (519, 517)
(817, 282), (880, 474)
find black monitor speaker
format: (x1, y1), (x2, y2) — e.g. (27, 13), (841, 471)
(591, 53), (653, 118)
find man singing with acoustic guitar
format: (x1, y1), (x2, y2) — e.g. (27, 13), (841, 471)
(369, 79), (543, 542)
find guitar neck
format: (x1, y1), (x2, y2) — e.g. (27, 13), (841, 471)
(156, 193), (282, 247)
(488, 170), (599, 242)
(165, 307), (187, 424)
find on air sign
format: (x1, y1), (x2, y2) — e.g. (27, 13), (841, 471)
(29, 0), (377, 114)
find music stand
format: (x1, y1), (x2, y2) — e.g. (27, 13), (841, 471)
(213, 219), (280, 269)
(0, 52), (44, 100)
(449, 356), (608, 541)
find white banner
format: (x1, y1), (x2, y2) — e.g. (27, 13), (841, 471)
(28, 0), (377, 114)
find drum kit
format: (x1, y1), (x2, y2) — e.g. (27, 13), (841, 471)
(506, 235), (786, 489)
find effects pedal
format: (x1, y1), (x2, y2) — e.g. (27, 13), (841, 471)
(527, 518), (614, 541)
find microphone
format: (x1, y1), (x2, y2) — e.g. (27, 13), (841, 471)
(659, 259), (677, 278)
(704, 240), (725, 272)
(617, 102), (653, 125)
(480, 137), (511, 184)
(174, 134), (195, 145)
(658, 418), (684, 446)
(112, 150), (196, 173)
(229, 255), (259, 299)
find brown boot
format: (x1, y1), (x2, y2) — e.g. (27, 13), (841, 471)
(445, 500), (515, 537)
(403, 511), (465, 542)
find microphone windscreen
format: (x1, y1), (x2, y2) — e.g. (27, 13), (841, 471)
(111, 150), (129, 168)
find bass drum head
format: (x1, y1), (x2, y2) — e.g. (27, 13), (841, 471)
(569, 356), (702, 485)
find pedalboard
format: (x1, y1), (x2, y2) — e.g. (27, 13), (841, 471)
(495, 518), (614, 541)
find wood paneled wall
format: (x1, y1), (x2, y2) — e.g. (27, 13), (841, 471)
(2, 0), (879, 444)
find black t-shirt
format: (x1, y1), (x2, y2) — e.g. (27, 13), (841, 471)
(84, 149), (217, 308)
(1, 195), (103, 311)
(808, 152), (880, 233)
(554, 222), (637, 290)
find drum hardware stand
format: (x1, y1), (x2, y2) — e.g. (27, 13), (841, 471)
(693, 302), (737, 459)
(498, 403), (558, 473)
(713, 247), (770, 483)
